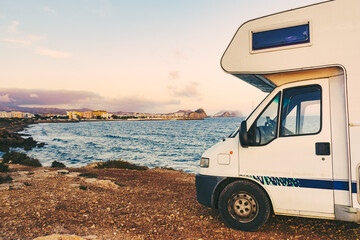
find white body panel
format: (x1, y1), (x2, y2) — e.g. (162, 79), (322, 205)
(200, 137), (239, 177)
(329, 75), (350, 206)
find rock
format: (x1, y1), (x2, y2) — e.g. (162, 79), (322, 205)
(69, 183), (81, 188)
(0, 183), (11, 191)
(221, 112), (233, 117)
(51, 161), (66, 168)
(66, 172), (81, 178)
(33, 170), (56, 179)
(213, 110), (243, 117)
(33, 234), (85, 240)
(84, 178), (119, 189)
(96, 179), (119, 189)
(84, 178), (97, 183)
(187, 108), (208, 119)
(2, 151), (42, 167)
(0, 129), (38, 151)
(0, 182), (25, 190)
(83, 235), (98, 239)
(56, 170), (69, 175)
(12, 172), (32, 182)
(84, 162), (102, 168)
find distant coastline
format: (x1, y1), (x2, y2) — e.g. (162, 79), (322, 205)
(0, 106), (243, 122)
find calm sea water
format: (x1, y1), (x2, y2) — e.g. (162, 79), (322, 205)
(19, 117), (243, 173)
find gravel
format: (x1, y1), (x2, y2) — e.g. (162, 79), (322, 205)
(0, 164), (359, 240)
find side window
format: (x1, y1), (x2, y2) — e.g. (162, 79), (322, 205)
(280, 85), (321, 137)
(248, 93), (280, 146)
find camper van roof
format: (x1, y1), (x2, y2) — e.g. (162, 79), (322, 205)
(221, 0), (357, 92)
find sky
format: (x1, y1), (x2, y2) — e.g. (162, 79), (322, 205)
(0, 0), (325, 115)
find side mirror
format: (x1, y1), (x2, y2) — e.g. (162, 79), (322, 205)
(239, 120), (248, 148)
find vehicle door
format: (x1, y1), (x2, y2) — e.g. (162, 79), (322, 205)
(240, 79), (334, 215)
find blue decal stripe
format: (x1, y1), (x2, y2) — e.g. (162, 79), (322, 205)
(298, 179), (333, 190)
(249, 175), (357, 193)
(334, 181), (349, 191)
(352, 183), (357, 194)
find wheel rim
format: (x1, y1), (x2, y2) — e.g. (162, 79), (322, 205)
(228, 191), (259, 223)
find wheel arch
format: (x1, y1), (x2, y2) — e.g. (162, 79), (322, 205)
(212, 177), (275, 212)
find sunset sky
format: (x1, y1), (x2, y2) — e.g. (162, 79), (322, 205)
(0, 0), (324, 115)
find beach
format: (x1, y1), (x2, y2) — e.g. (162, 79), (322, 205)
(0, 163), (359, 240)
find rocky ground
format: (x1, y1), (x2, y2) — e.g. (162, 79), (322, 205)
(0, 118), (41, 152)
(0, 164), (360, 240)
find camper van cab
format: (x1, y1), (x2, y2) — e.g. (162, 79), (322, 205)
(196, 0), (360, 231)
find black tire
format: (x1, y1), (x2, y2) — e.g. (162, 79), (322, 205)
(218, 180), (271, 231)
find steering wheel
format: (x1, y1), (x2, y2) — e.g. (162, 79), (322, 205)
(256, 127), (261, 144)
(265, 116), (275, 128)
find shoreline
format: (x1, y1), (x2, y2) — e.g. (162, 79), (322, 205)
(1, 163), (358, 239)
(35, 117), (208, 123)
(0, 119), (201, 172)
(0, 119), (41, 153)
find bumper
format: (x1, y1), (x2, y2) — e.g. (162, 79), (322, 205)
(195, 174), (225, 208)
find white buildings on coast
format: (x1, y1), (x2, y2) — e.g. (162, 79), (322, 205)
(0, 111), (34, 119)
(0, 109), (186, 120)
(0, 108), (207, 120)
(66, 110), (188, 120)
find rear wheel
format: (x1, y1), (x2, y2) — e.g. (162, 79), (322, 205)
(218, 180), (271, 231)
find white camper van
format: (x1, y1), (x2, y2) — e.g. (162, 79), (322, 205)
(196, 0), (360, 231)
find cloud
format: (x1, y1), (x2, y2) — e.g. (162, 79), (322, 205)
(36, 48), (71, 59)
(1, 35), (69, 59)
(168, 82), (201, 99)
(175, 50), (187, 61)
(43, 7), (56, 15)
(0, 94), (13, 103)
(8, 20), (19, 33)
(168, 71), (179, 80)
(0, 35), (45, 48)
(0, 37), (30, 48)
(0, 89), (98, 107)
(0, 88), (179, 113)
(0, 21), (70, 60)
(98, 97), (179, 112)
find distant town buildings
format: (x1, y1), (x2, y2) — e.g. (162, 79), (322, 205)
(0, 111), (34, 119)
(66, 110), (192, 120)
(67, 110), (111, 120)
(67, 111), (82, 120)
(0, 108), (211, 120)
(82, 111), (93, 119)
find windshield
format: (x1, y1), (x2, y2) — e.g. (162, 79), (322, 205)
(248, 93), (280, 146)
(245, 92), (271, 121)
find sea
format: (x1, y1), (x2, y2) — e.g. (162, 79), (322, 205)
(14, 117), (243, 173)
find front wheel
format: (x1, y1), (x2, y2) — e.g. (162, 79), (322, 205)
(218, 180), (271, 231)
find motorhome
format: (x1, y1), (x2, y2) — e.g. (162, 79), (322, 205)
(196, 0), (360, 231)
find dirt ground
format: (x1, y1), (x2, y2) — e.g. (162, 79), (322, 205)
(0, 164), (360, 240)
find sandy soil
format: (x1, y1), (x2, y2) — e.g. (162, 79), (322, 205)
(0, 164), (360, 240)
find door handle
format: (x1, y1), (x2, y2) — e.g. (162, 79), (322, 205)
(315, 142), (330, 156)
